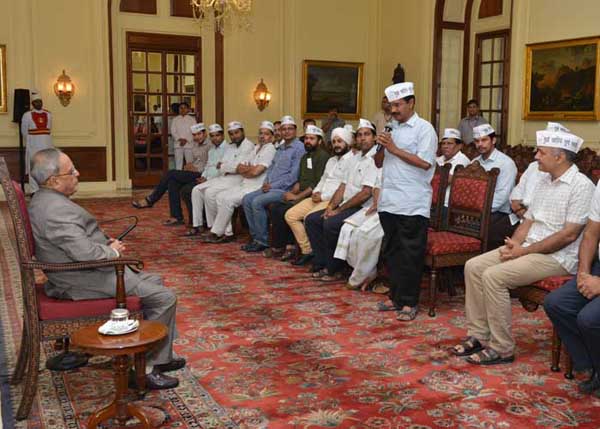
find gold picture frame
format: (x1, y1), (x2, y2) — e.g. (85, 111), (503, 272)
(0, 45), (7, 114)
(302, 60), (363, 120)
(523, 37), (600, 120)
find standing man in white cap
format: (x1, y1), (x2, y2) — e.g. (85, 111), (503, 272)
(181, 124), (227, 234)
(436, 128), (470, 222)
(190, 121), (254, 233)
(171, 102), (196, 170)
(452, 129), (594, 365)
(242, 115), (305, 252)
(284, 123), (358, 266)
(22, 89), (53, 192)
(471, 123), (518, 250)
(132, 123), (211, 227)
(203, 121), (277, 243)
(374, 82), (438, 321)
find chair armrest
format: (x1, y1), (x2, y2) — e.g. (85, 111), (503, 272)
(22, 258), (144, 272)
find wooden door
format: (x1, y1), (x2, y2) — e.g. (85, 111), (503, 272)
(126, 32), (202, 187)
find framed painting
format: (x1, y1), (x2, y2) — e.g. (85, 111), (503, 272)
(524, 37), (600, 120)
(302, 60), (363, 120)
(0, 45), (6, 113)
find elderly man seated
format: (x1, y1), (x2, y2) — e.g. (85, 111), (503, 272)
(436, 128), (470, 224)
(451, 129), (594, 365)
(544, 179), (600, 396)
(132, 122), (210, 226)
(29, 149), (184, 389)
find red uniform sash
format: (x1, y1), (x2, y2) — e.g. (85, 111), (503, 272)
(29, 111), (50, 135)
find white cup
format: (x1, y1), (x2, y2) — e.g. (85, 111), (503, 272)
(110, 308), (130, 330)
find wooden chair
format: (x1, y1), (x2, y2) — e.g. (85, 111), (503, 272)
(425, 162), (499, 317)
(429, 164), (451, 231)
(0, 158), (144, 420)
(462, 144), (479, 160)
(511, 275), (574, 378)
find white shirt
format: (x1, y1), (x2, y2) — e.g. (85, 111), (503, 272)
(523, 164), (595, 274)
(436, 151), (470, 206)
(170, 115), (196, 148)
(342, 146), (378, 205)
(219, 138), (256, 175)
(241, 143), (276, 188)
(510, 161), (549, 208)
(587, 181), (600, 261)
(314, 151), (357, 201)
(472, 148), (517, 214)
(378, 113), (438, 218)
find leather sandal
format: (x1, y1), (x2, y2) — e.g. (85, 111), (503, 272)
(396, 306), (418, 322)
(466, 348), (514, 365)
(450, 336), (484, 357)
(132, 197), (152, 209)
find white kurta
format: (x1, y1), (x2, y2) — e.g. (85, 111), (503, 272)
(22, 109), (53, 192)
(171, 114), (196, 170)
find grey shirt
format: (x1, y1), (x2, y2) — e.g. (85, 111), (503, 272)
(457, 115), (488, 144)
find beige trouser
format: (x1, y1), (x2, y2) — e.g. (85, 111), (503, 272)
(464, 248), (568, 356)
(284, 198), (329, 254)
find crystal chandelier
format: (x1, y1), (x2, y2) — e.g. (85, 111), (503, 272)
(190, 0), (253, 35)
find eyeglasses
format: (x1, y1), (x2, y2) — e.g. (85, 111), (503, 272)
(53, 167), (78, 178)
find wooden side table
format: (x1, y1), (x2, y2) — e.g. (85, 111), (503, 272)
(71, 320), (167, 429)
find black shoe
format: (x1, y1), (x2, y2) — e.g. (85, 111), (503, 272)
(246, 242), (268, 253)
(309, 264), (324, 273)
(579, 373), (600, 394)
(154, 357), (186, 373)
(292, 253), (314, 266)
(146, 371), (179, 390)
(241, 241), (255, 251)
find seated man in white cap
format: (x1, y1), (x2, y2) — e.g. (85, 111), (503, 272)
(436, 128), (470, 224)
(202, 121), (277, 243)
(264, 125), (331, 259)
(190, 121), (254, 234)
(374, 82), (438, 321)
(22, 89), (54, 193)
(471, 123), (518, 250)
(132, 123), (211, 227)
(510, 122), (569, 222)
(452, 129), (594, 365)
(241, 116), (305, 252)
(181, 124), (227, 234)
(306, 123), (378, 282)
(283, 123), (358, 265)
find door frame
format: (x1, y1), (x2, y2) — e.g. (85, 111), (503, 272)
(126, 32), (202, 187)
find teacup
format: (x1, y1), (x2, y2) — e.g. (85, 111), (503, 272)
(110, 308), (130, 330)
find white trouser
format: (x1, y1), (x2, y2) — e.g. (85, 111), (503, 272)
(191, 181), (213, 227)
(211, 185), (259, 236)
(174, 145), (194, 170)
(204, 176), (244, 232)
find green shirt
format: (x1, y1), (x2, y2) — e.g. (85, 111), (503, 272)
(298, 147), (330, 192)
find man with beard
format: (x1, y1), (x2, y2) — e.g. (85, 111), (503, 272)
(282, 125), (357, 265)
(241, 116), (305, 252)
(202, 121), (277, 243)
(374, 82), (438, 322)
(263, 125), (332, 259)
(190, 121), (254, 233)
(470, 124), (518, 250)
(305, 121), (378, 283)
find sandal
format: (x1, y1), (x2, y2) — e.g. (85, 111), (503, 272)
(466, 348), (515, 366)
(376, 301), (400, 312)
(319, 272), (345, 283)
(132, 197), (152, 209)
(396, 306), (418, 322)
(450, 336), (484, 357)
(312, 269), (327, 279)
(163, 218), (184, 226)
(345, 282), (361, 290)
(371, 281), (390, 295)
(181, 227), (200, 237)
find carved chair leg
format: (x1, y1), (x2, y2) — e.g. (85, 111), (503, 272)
(429, 268), (438, 317)
(564, 349), (574, 379)
(551, 328), (561, 373)
(16, 339), (40, 420)
(11, 320), (29, 385)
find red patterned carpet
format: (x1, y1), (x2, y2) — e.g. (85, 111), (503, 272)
(2, 196), (600, 428)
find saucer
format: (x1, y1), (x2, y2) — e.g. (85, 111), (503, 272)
(98, 319), (140, 336)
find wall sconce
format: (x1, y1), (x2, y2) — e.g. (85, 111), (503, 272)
(53, 70), (75, 106)
(253, 78), (271, 111)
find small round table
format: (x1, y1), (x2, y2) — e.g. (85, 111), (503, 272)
(71, 320), (167, 429)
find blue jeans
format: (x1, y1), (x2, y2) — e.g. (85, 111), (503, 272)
(544, 261), (600, 372)
(242, 189), (285, 246)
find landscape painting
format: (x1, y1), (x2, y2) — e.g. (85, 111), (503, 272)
(302, 60), (363, 119)
(524, 37), (600, 120)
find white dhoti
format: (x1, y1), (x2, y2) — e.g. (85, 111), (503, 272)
(26, 134), (54, 192)
(211, 184), (260, 237)
(334, 208), (384, 287)
(204, 175), (244, 232)
(174, 144), (194, 170)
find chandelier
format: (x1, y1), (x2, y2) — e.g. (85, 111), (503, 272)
(190, 0), (253, 35)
